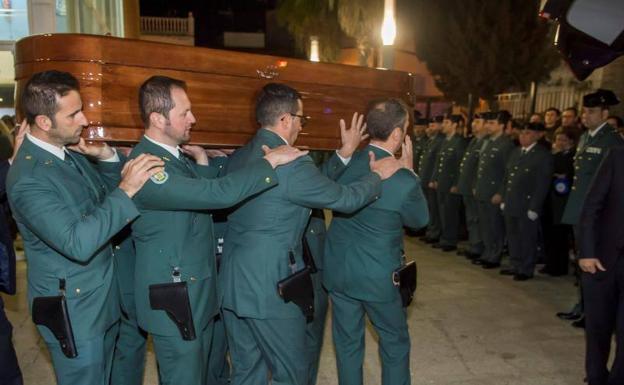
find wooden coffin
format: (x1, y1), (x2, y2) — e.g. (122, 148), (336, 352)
(14, 34), (415, 149)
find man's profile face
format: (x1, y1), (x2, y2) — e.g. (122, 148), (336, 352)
(472, 118), (484, 135)
(287, 99), (304, 145)
(164, 87), (196, 145)
(48, 90), (88, 146)
(581, 106), (606, 131)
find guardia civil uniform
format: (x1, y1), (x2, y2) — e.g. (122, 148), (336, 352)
(457, 135), (487, 256)
(561, 122), (624, 227)
(110, 228), (147, 385)
(129, 135), (278, 385)
(221, 128), (382, 385)
(304, 209), (329, 385)
(7, 135), (137, 385)
(417, 129), (445, 242)
(431, 132), (467, 249)
(324, 144), (429, 385)
(501, 129), (554, 278)
(474, 132), (515, 265)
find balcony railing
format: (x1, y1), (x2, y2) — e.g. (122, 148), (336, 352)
(140, 13), (194, 36)
(496, 87), (588, 118)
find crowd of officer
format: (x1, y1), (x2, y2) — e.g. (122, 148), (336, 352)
(411, 89), (623, 288)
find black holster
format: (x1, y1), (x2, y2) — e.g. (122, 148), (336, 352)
(32, 280), (78, 358)
(392, 257), (417, 307)
(149, 281), (196, 340)
(277, 251), (314, 322)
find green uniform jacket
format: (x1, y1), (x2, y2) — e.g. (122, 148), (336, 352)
(457, 137), (485, 196)
(220, 128), (381, 320)
(7, 137), (138, 341)
(561, 124), (624, 225)
(323, 145), (429, 302)
(129, 137), (278, 336)
(501, 145), (554, 217)
(417, 133), (445, 185)
(475, 134), (515, 201)
(431, 134), (467, 192)
(411, 135), (427, 173)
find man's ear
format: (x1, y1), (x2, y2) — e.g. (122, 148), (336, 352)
(34, 115), (53, 132)
(392, 126), (403, 140)
(149, 112), (166, 129)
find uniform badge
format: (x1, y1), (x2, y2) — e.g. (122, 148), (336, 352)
(586, 147), (602, 154)
(150, 170), (169, 185)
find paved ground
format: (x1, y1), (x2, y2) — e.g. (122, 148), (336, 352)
(2, 236), (586, 384)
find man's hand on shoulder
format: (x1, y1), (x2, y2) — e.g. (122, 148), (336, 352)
(181, 145), (209, 165)
(262, 144), (309, 169)
(68, 138), (116, 160)
(118, 154), (165, 198)
(369, 151), (401, 180)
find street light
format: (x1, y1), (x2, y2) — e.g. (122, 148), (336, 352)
(380, 0), (396, 69)
(309, 36), (320, 62)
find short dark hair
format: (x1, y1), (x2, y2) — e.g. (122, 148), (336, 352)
(555, 126), (580, 144)
(255, 83), (301, 127)
(563, 107), (577, 116)
(139, 76), (187, 126)
(21, 70), (80, 125)
(365, 98), (410, 141)
(545, 107), (561, 116)
(496, 110), (512, 125)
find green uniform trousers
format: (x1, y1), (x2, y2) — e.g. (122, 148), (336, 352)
(477, 200), (505, 263)
(306, 271), (329, 385)
(330, 291), (411, 385)
(45, 322), (118, 385)
(151, 320), (215, 385)
(223, 309), (308, 385)
(436, 191), (462, 247)
(424, 188), (441, 240)
(462, 195), (484, 255)
(110, 310), (147, 385)
(207, 313), (231, 385)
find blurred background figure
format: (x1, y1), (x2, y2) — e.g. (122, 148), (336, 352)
(541, 126), (578, 277)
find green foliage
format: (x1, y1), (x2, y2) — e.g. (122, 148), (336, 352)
(276, 0), (343, 62)
(411, 0), (560, 104)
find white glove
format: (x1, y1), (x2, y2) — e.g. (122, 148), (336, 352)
(527, 210), (538, 221)
(500, 203), (505, 211)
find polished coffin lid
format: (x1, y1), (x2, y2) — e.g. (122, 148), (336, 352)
(14, 34), (414, 149)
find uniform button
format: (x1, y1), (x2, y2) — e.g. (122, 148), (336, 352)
(190, 277), (197, 281)
(265, 177), (272, 183)
(75, 288), (81, 294)
(491, 181), (495, 185)
(574, 176), (577, 180)
(126, 218), (131, 223)
(572, 186), (576, 191)
(310, 229), (315, 234)
(510, 173), (515, 176)
(115, 246), (121, 250)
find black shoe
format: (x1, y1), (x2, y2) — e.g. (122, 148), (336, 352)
(456, 249), (467, 256)
(472, 259), (485, 265)
(419, 235), (429, 242)
(556, 311), (582, 321)
(499, 268), (516, 276)
(465, 251), (482, 260)
(424, 237), (439, 244)
(432, 243), (443, 249)
(571, 317), (585, 329)
(513, 273), (533, 281)
(538, 267), (550, 275)
(481, 262), (501, 269)
(441, 245), (457, 252)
